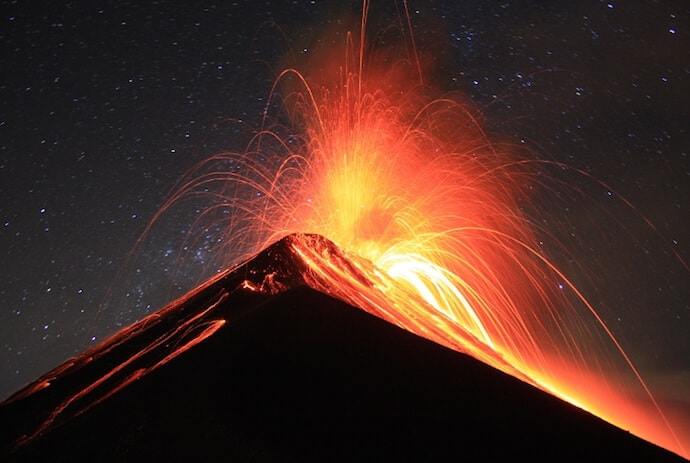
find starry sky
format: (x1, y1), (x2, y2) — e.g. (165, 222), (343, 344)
(1, 0), (688, 408)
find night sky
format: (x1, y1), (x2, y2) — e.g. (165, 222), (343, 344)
(1, 0), (688, 418)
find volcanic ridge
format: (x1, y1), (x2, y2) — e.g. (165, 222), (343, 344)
(0, 233), (686, 462)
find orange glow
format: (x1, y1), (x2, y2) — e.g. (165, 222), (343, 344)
(149, 1), (687, 458)
(12, 290), (228, 448)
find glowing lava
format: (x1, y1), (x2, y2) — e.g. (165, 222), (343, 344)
(146, 1), (687, 458)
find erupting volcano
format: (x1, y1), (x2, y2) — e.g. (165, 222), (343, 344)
(2, 1), (688, 460)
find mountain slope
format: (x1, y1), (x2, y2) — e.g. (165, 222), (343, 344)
(1, 234), (686, 462)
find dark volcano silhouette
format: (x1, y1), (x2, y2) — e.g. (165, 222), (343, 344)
(1, 234), (686, 462)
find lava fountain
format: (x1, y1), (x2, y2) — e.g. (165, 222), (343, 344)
(137, 1), (687, 458)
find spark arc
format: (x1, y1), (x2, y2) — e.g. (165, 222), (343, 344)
(149, 3), (687, 458)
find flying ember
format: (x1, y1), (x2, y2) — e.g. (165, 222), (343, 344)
(138, 1), (687, 458)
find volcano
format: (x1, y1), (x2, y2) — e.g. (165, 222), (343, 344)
(0, 234), (686, 462)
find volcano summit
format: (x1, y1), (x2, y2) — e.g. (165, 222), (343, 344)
(1, 234), (686, 462)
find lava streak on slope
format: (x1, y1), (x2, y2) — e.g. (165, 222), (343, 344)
(0, 234), (312, 452)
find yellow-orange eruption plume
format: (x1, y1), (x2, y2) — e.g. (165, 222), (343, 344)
(146, 3), (687, 458)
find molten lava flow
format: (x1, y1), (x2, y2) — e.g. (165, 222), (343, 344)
(149, 2), (687, 458)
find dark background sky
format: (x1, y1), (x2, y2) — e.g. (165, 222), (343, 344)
(1, 0), (687, 418)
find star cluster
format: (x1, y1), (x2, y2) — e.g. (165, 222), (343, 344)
(0, 0), (687, 406)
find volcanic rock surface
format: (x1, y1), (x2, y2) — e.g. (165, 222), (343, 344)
(1, 234), (686, 462)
